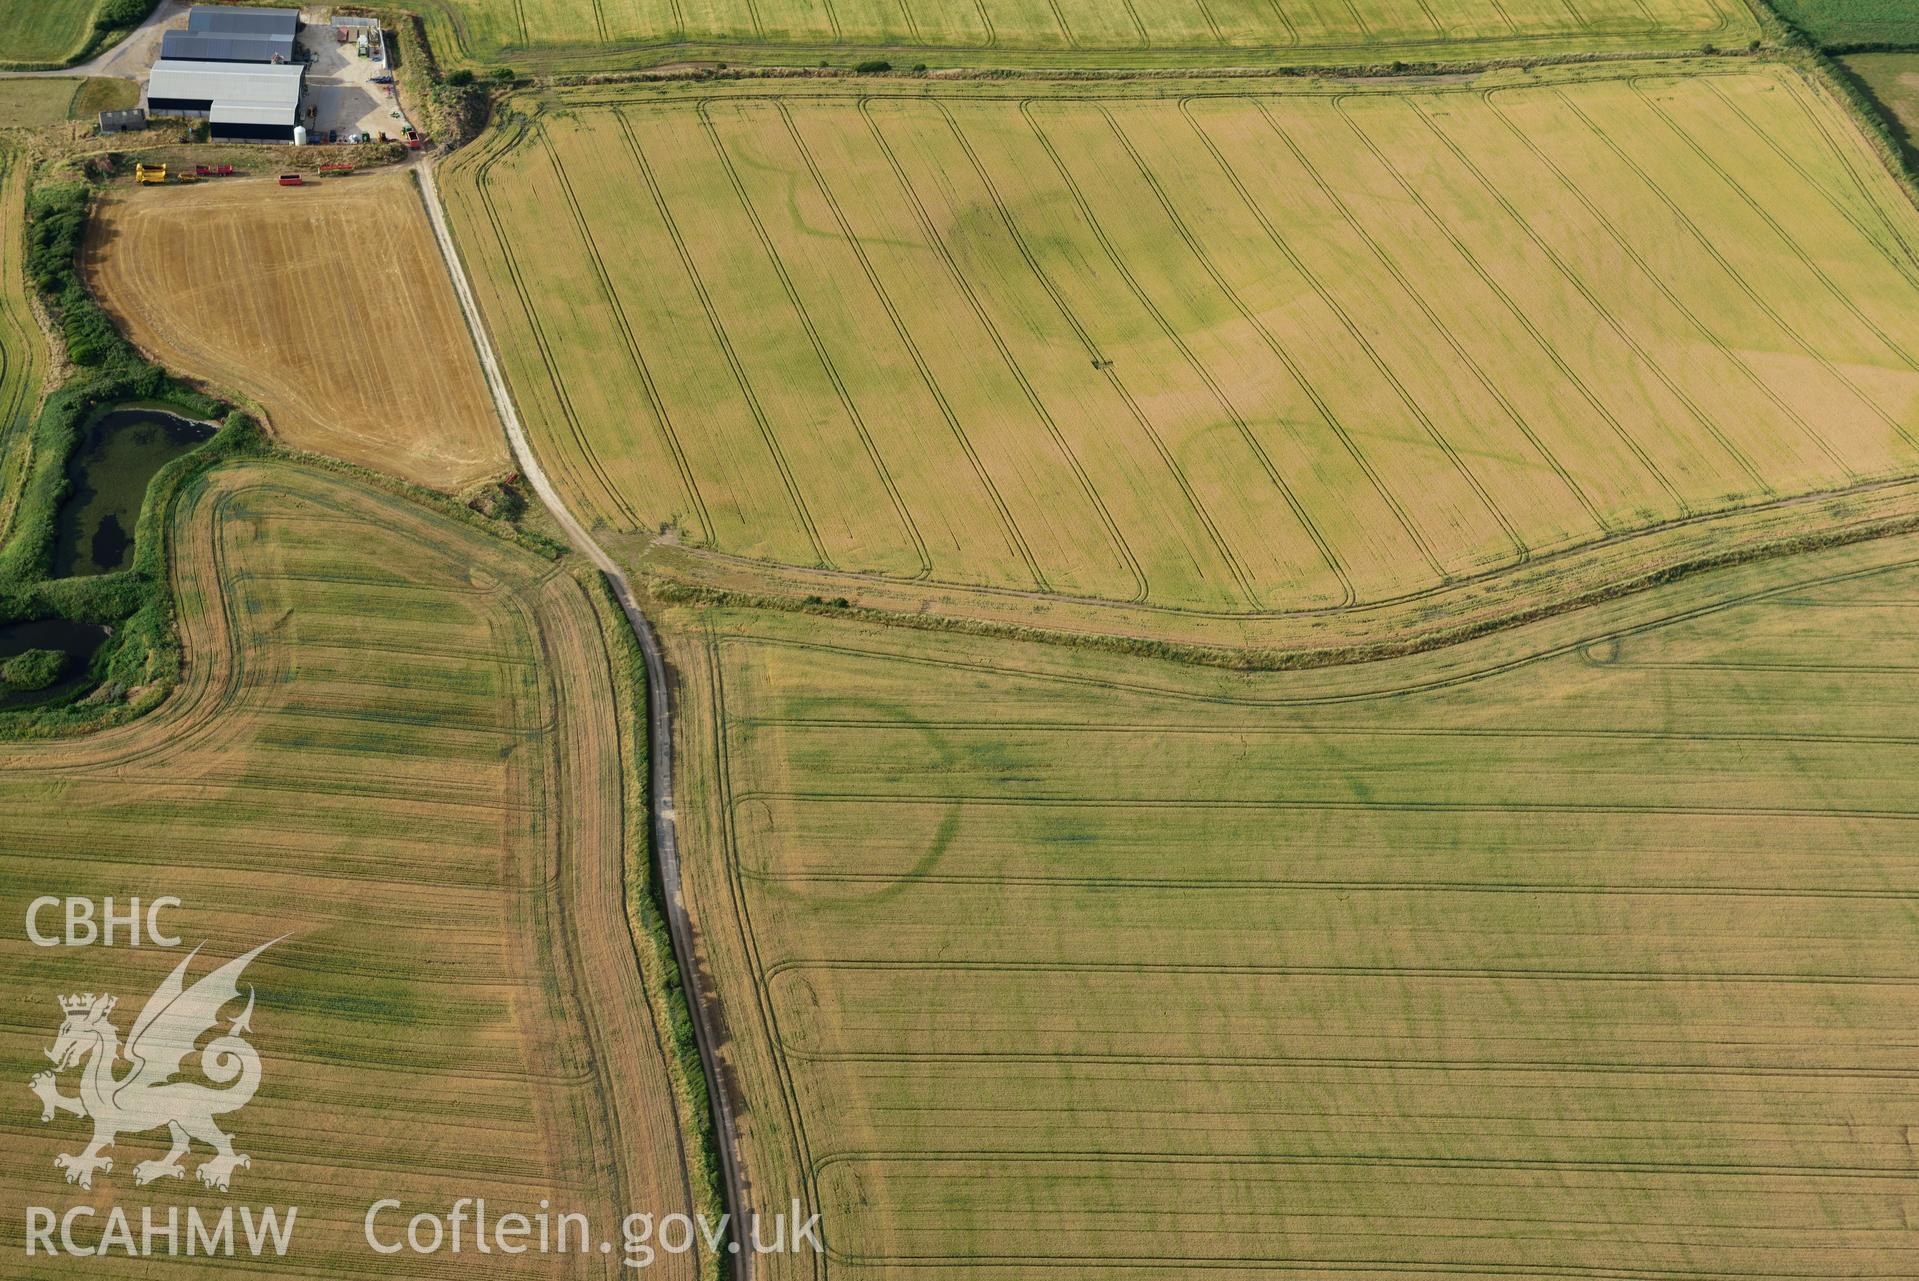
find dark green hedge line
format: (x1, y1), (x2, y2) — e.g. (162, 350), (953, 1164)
(0, 172), (263, 735)
(588, 573), (729, 1280)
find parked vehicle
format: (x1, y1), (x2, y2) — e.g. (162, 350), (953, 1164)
(278, 173), (304, 186)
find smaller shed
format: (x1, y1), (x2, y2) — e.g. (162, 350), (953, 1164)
(98, 108), (147, 135)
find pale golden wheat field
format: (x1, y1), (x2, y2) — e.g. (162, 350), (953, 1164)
(446, 64), (1919, 626)
(669, 528), (1919, 1278)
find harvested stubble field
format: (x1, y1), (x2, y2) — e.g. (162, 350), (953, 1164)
(0, 461), (698, 1278)
(445, 63), (1919, 634)
(415, 0), (1755, 71)
(85, 170), (508, 491)
(0, 147), (43, 543)
(669, 527), (1919, 1279)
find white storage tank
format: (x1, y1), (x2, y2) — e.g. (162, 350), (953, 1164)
(293, 125), (306, 145)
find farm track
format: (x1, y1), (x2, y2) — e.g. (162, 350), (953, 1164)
(468, 120), (654, 531)
(404, 36), (1919, 1281)
(418, 158), (756, 1281)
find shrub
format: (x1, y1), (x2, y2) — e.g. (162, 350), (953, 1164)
(445, 68), (474, 86)
(95, 0), (154, 31)
(854, 59), (891, 73)
(1, 649), (66, 692)
(490, 65), (516, 82)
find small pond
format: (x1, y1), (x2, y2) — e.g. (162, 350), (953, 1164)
(0, 617), (109, 711)
(53, 406), (216, 578)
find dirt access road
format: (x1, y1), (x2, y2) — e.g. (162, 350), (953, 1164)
(416, 159), (758, 1281)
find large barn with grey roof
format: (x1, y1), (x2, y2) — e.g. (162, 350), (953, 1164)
(144, 6), (305, 142)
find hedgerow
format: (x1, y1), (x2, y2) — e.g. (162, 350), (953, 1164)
(0, 170), (264, 735)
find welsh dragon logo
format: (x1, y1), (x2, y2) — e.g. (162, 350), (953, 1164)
(29, 940), (276, 1192)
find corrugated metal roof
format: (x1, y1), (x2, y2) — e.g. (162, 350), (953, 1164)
(148, 59), (303, 111)
(187, 5), (298, 37)
(209, 102), (296, 126)
(161, 29), (295, 62)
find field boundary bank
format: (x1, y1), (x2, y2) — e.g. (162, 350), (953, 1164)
(646, 472), (1919, 669)
(401, 0), (1755, 75)
(532, 50), (1765, 98)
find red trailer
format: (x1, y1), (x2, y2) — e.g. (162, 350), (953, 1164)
(277, 173), (304, 186)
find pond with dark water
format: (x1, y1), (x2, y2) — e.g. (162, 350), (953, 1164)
(0, 617), (109, 711)
(53, 406), (215, 578)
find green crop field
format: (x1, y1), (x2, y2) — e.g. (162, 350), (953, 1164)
(417, 0), (1757, 71)
(0, 79), (84, 129)
(0, 148), (44, 544)
(1843, 51), (1919, 165)
(445, 63), (1919, 627)
(668, 526), (1919, 1278)
(0, 462), (702, 1278)
(0, 0), (103, 67)
(1768, 0), (1919, 47)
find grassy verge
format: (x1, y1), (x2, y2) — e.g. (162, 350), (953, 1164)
(590, 570), (729, 1281)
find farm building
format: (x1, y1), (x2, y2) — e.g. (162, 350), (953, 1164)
(97, 108), (146, 134)
(161, 29), (296, 64)
(146, 60), (305, 141)
(186, 5), (299, 39)
(143, 6), (305, 140)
